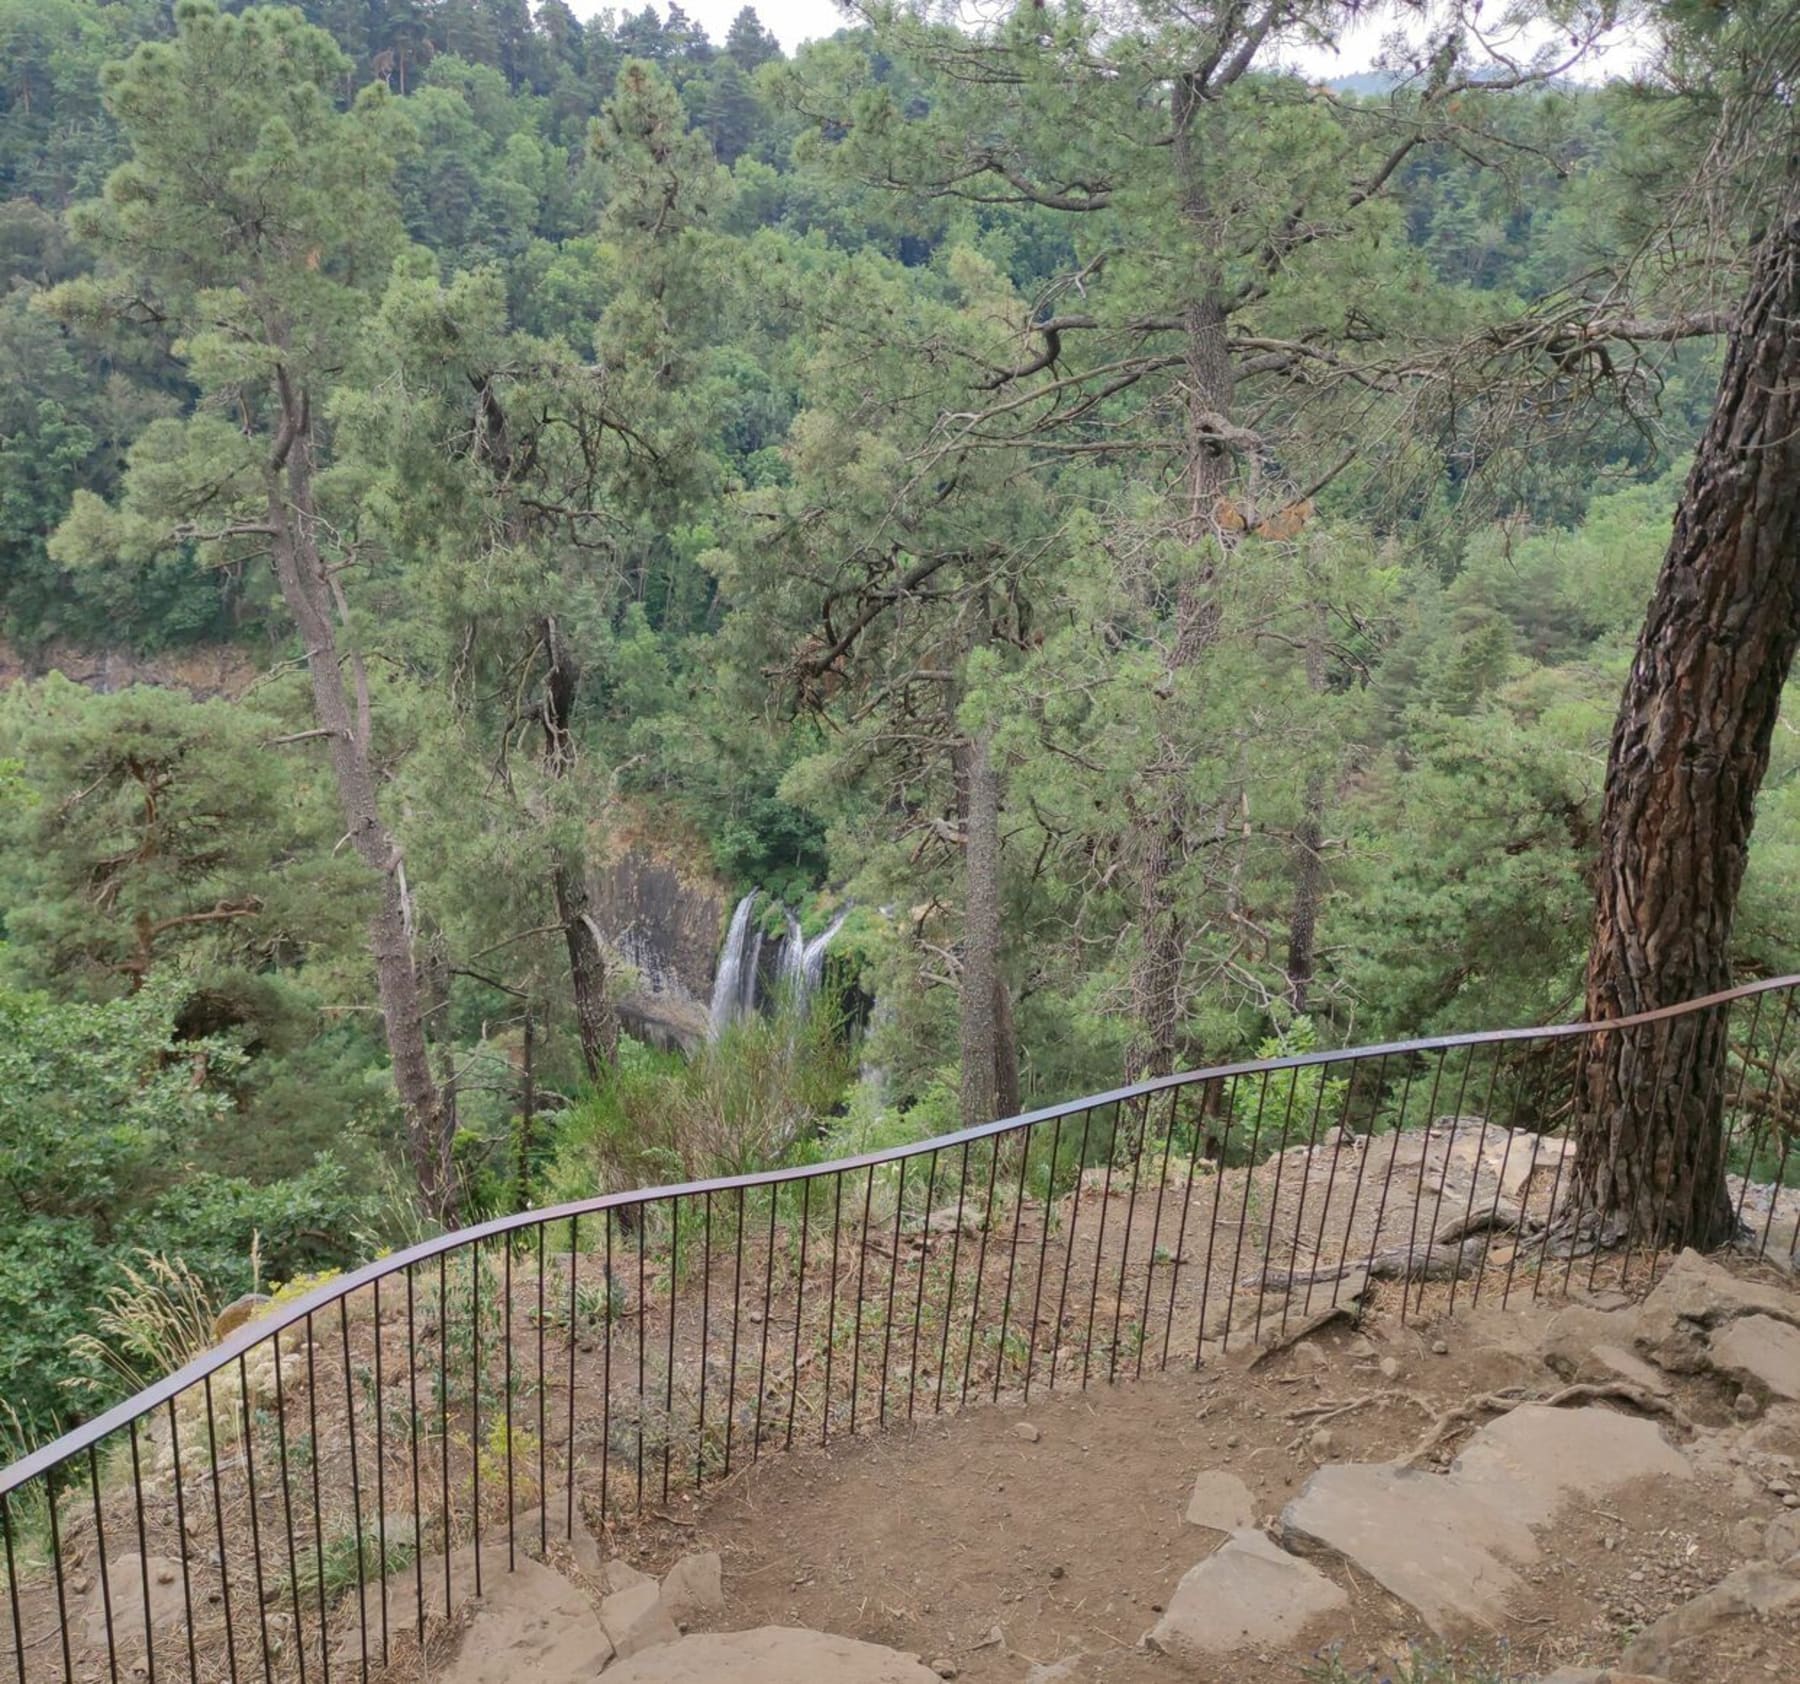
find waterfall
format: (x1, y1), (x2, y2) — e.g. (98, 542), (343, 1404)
(707, 891), (763, 1039)
(711, 895), (851, 1036)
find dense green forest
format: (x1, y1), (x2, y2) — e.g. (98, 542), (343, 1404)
(1, 0), (1795, 1436)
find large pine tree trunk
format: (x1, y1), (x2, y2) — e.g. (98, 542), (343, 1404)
(1574, 205), (1800, 1250)
(1123, 72), (1236, 1082)
(267, 392), (456, 1217)
(957, 726), (1007, 1126)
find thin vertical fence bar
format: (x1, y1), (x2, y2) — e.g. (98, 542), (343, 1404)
(697, 1192), (713, 1488)
(404, 1268), (423, 1647)
(935, 1144), (972, 1415)
(1716, 990), (1768, 1207)
(162, 1408), (193, 1684)
(128, 1421), (157, 1684)
(961, 1137), (1003, 1406)
(1082, 1103), (1121, 1387)
(503, 1240), (516, 1570)
(46, 1470), (73, 1684)
(1530, 1037), (1587, 1301)
(1473, 1041), (1538, 1309)
(753, 1191), (776, 1458)
(566, 1215), (579, 1541)
(1222, 1071), (1273, 1351)
(1195, 1076), (1240, 1364)
(471, 1240), (483, 1596)
(197, 1383), (230, 1684)
(1445, 1044), (1507, 1311)
(304, 1314), (330, 1684)
(1301, 1053), (1367, 1319)
(907, 1153), (939, 1422)
(1363, 1057), (1418, 1287)
(1253, 1075), (1304, 1346)
(1399, 1049), (1454, 1323)
(1137, 1086), (1180, 1378)
(370, 1280), (388, 1668)
(1329, 1056), (1388, 1312)
(338, 1299), (369, 1684)
(996, 1125), (1034, 1400)
(231, 1359), (271, 1684)
(787, 1178), (811, 1451)
(3, 1492), (24, 1684)
(1108, 1094), (1152, 1381)
(725, 1187), (746, 1475)
(663, 1200), (679, 1505)
(1733, 992), (1795, 1232)
(1049, 1109), (1094, 1389)
(850, 1166), (875, 1434)
(1278, 1064), (1335, 1333)
(636, 1207), (647, 1511)
(822, 1176), (842, 1446)
(536, 1228), (547, 1553)
(435, 1260), (450, 1624)
(1748, 994), (1799, 1258)
(602, 1213), (614, 1521)
(1024, 1113), (1063, 1401)
(1413, 1043), (1478, 1316)
(879, 1157), (908, 1425)
(86, 1443), (117, 1684)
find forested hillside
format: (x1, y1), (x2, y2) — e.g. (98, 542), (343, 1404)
(1, 0), (1795, 1437)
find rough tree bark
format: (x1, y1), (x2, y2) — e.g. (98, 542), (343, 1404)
(540, 616), (620, 1082)
(266, 367), (456, 1217)
(1574, 203), (1800, 1249)
(1123, 68), (1237, 1081)
(957, 725), (1008, 1126)
(1286, 609), (1329, 1014)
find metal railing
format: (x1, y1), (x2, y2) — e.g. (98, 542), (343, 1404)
(2, 976), (1796, 1684)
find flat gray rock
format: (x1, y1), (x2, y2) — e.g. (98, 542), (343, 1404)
(1708, 1314), (1800, 1402)
(440, 1554), (614, 1684)
(1283, 1406), (1692, 1635)
(604, 1627), (942, 1681)
(1184, 1469), (1255, 1533)
(1145, 1527), (1346, 1661)
(1620, 1561), (1800, 1677)
(1280, 1460), (1534, 1635)
(659, 1551), (724, 1625)
(601, 1577), (680, 1660)
(1450, 1404), (1692, 1528)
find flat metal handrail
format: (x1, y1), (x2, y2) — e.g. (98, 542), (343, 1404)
(3, 969), (1795, 1500)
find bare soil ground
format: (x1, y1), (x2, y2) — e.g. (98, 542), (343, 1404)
(604, 1282), (1800, 1684)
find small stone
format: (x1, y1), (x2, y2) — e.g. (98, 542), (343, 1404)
(1310, 1428), (1336, 1457)
(1048, 1565), (1065, 1580)
(659, 1552), (723, 1626)
(1769, 1480), (1795, 1497)
(1293, 1342), (1328, 1372)
(1379, 1356), (1403, 1381)
(1431, 1339), (1449, 1356)
(155, 1567), (176, 1586)
(1013, 1422), (1041, 1443)
(1348, 1336), (1378, 1359)
(1737, 1392), (1763, 1421)
(1185, 1470), (1256, 1533)
(1224, 1433), (1240, 1449)
(930, 1663), (957, 1680)
(1785, 1494), (1800, 1509)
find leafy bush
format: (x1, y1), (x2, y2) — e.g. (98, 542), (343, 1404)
(544, 999), (854, 1198)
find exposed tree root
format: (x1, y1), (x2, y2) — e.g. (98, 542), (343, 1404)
(1403, 1380), (1694, 1468)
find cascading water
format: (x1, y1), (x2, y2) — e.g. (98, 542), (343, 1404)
(710, 892), (851, 1037)
(707, 890), (763, 1038)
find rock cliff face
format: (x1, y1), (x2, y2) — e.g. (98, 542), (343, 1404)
(592, 847), (727, 1053)
(0, 638), (261, 698)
